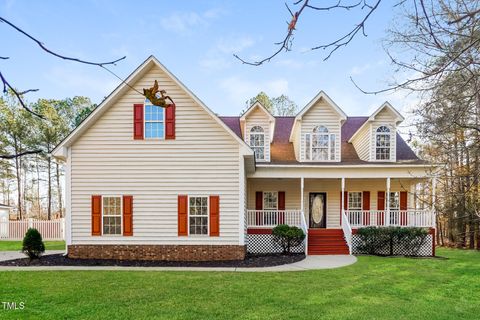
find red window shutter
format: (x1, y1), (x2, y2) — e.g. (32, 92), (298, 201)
(91, 195), (102, 236)
(278, 191), (285, 224)
(133, 103), (144, 140)
(377, 191), (386, 210)
(255, 191), (263, 226)
(278, 192), (285, 210)
(209, 195), (220, 236)
(377, 191), (385, 226)
(362, 191), (370, 226)
(165, 103), (176, 139)
(123, 195), (133, 236)
(362, 191), (370, 210)
(400, 191), (408, 226)
(255, 192), (263, 210)
(178, 195), (188, 236)
(400, 191), (408, 210)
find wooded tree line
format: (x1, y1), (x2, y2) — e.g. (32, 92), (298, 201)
(390, 1), (480, 249)
(0, 94), (94, 220)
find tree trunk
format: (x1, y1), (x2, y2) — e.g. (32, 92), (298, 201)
(14, 139), (22, 220)
(47, 157), (52, 220)
(55, 161), (63, 217)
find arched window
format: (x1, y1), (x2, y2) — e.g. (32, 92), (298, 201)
(250, 126), (265, 160)
(144, 99), (165, 139)
(375, 126), (391, 160)
(305, 125), (335, 161)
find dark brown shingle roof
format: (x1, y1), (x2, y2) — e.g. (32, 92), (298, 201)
(219, 116), (422, 165)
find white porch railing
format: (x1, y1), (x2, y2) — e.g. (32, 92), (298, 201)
(246, 210), (303, 228)
(300, 211), (309, 255)
(346, 210), (435, 228)
(0, 218), (65, 240)
(341, 210), (353, 254)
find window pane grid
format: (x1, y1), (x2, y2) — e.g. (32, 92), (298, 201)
(307, 126), (335, 161)
(103, 196), (122, 235)
(375, 126), (391, 160)
(250, 126), (265, 160)
(263, 192), (278, 210)
(189, 196), (209, 235)
(348, 192), (362, 210)
(145, 101), (165, 139)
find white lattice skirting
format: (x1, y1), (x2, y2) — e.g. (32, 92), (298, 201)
(246, 233), (305, 254)
(351, 233), (434, 256)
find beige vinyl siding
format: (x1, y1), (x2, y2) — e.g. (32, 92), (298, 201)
(70, 64), (241, 245)
(370, 109), (397, 161)
(244, 107), (271, 162)
(350, 123), (370, 161)
(247, 178), (301, 210)
(291, 122), (301, 161)
(300, 99), (341, 162)
(247, 178), (417, 228)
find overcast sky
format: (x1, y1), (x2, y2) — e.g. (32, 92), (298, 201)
(1, 0), (417, 131)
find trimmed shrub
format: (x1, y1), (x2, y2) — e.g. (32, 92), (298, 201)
(356, 227), (428, 256)
(272, 224), (306, 254)
(22, 228), (45, 259)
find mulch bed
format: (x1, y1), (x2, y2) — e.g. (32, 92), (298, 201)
(0, 253), (305, 268)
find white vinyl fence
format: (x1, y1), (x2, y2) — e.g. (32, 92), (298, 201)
(0, 218), (65, 240)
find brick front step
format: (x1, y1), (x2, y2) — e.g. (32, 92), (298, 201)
(308, 229), (349, 255)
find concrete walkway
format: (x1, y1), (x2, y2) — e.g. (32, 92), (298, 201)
(0, 254), (357, 272)
(0, 250), (64, 262)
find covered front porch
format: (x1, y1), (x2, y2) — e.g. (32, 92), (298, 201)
(245, 175), (436, 255)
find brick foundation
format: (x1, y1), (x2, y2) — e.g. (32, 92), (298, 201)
(67, 244), (246, 261)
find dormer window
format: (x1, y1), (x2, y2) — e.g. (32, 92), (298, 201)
(250, 126), (265, 161)
(144, 99), (165, 139)
(305, 126), (335, 161)
(375, 126), (391, 160)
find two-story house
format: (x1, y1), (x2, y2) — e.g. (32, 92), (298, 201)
(53, 56), (436, 261)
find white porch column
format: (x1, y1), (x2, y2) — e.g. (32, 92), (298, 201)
(300, 177), (304, 214)
(341, 177), (345, 220)
(386, 177), (391, 226)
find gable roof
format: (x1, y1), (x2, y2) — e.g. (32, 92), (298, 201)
(369, 102), (405, 123)
(296, 91), (348, 120)
(52, 56), (253, 159)
(289, 90), (347, 142)
(221, 116), (420, 165)
(348, 102), (405, 143)
(240, 101), (275, 122)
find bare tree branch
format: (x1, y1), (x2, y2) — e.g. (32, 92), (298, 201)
(311, 0), (382, 60)
(234, 0), (310, 66)
(0, 17), (125, 67)
(0, 71), (44, 119)
(0, 149), (42, 159)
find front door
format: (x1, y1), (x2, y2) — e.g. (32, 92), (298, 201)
(309, 193), (327, 228)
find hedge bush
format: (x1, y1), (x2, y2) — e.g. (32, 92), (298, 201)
(356, 227), (429, 256)
(272, 224), (306, 254)
(22, 228), (45, 259)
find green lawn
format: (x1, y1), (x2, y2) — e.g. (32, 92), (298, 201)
(0, 241), (65, 251)
(0, 248), (479, 319)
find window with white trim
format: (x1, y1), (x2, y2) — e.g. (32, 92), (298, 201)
(189, 196), (208, 235)
(348, 192), (362, 210)
(305, 126), (335, 161)
(144, 99), (165, 139)
(249, 126), (265, 160)
(263, 191), (278, 210)
(388, 192), (400, 210)
(102, 196), (122, 235)
(375, 126), (391, 160)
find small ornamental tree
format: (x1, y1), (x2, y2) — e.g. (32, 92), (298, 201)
(272, 224), (306, 254)
(22, 228), (45, 259)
